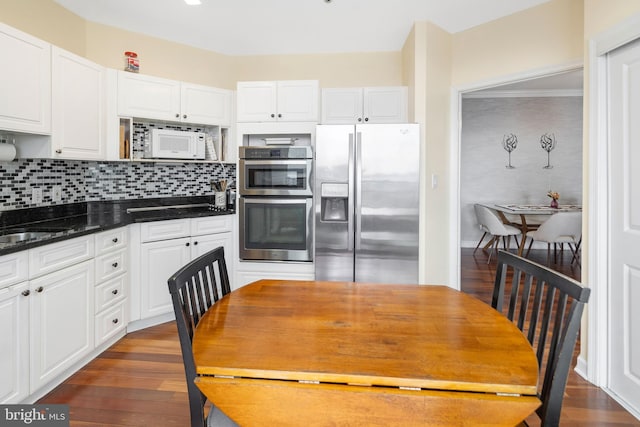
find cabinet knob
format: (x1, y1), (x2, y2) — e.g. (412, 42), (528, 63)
(193, 241), (198, 245)
(112, 289), (119, 295)
(186, 242), (190, 247)
(357, 118), (362, 122)
(112, 237), (118, 243)
(364, 117), (369, 122)
(278, 113), (282, 118)
(22, 290), (31, 297)
(175, 113), (180, 118)
(183, 114), (187, 119)
(270, 113), (275, 118)
(112, 262), (119, 268)
(35, 286), (44, 293)
(55, 149), (62, 154)
(112, 318), (119, 324)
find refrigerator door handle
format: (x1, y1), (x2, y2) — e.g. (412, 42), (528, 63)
(354, 131), (362, 251)
(348, 132), (355, 252)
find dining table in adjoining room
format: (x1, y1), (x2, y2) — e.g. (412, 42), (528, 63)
(192, 279), (541, 426)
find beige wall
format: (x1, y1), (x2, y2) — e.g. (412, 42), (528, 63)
(0, 0), (402, 90)
(0, 0), (86, 55)
(452, 0), (583, 87)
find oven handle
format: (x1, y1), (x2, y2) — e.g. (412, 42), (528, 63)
(240, 159), (312, 166)
(241, 197), (312, 205)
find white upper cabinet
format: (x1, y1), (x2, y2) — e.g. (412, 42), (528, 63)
(52, 47), (106, 160)
(0, 23), (51, 134)
(237, 80), (319, 122)
(181, 83), (232, 126)
(117, 71), (231, 126)
(321, 86), (408, 124)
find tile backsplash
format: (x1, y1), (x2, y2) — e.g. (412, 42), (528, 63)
(0, 158), (235, 211)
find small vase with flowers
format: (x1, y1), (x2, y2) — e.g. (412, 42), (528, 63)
(548, 191), (560, 208)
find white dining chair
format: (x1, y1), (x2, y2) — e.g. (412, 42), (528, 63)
(473, 204), (522, 263)
(524, 211), (582, 266)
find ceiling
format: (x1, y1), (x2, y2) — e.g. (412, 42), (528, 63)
(53, 0), (551, 56)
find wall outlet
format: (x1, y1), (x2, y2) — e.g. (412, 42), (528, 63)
(32, 188), (43, 204)
(52, 186), (62, 202)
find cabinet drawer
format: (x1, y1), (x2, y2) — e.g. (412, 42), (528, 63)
(0, 252), (28, 289)
(190, 215), (232, 236)
(28, 235), (94, 279)
(95, 249), (127, 283)
(140, 219), (189, 243)
(95, 275), (126, 313)
(95, 228), (128, 255)
(95, 300), (126, 346)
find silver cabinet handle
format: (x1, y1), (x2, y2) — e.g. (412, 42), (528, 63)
(175, 113), (180, 118)
(112, 318), (119, 324)
(183, 114), (187, 119)
(55, 149), (62, 154)
(112, 289), (118, 295)
(35, 286), (44, 293)
(112, 237), (118, 243)
(22, 290), (30, 296)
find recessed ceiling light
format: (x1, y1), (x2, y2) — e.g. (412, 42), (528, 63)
(184, 0), (201, 5)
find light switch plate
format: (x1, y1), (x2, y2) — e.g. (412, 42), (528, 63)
(52, 186), (62, 202)
(32, 188), (43, 204)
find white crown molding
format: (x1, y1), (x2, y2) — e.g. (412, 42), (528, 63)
(462, 89), (583, 99)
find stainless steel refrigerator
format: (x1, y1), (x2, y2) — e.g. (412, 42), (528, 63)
(314, 124), (420, 284)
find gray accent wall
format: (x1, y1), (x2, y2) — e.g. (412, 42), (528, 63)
(460, 96), (583, 247)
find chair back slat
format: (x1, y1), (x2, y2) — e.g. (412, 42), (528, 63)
(492, 250), (590, 426)
(167, 246), (232, 427)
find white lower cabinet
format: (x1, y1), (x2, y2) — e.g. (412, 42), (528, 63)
(134, 216), (234, 323)
(0, 281), (30, 404)
(29, 260), (94, 392)
(235, 261), (315, 290)
(94, 227), (128, 347)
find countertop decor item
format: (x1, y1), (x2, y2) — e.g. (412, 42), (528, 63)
(540, 133), (556, 169)
(502, 133), (518, 169)
(548, 190), (560, 208)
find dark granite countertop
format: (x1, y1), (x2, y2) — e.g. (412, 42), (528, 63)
(0, 196), (235, 256)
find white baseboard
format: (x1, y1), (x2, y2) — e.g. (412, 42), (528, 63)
(574, 354), (588, 380)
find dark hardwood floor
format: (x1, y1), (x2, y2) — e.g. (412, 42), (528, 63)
(38, 248), (640, 426)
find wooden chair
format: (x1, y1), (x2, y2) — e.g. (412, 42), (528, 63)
(473, 204), (522, 263)
(492, 250), (591, 426)
(167, 246), (237, 427)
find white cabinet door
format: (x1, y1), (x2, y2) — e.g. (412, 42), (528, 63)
(237, 80), (318, 122)
(0, 251), (28, 289)
(0, 23), (51, 134)
(321, 86), (408, 124)
(181, 83), (231, 126)
(237, 81), (278, 122)
(30, 260), (94, 392)
(276, 80), (319, 122)
(140, 237), (190, 319)
(321, 88), (363, 124)
(363, 86), (408, 124)
(52, 47), (105, 160)
(191, 232), (232, 260)
(117, 71), (181, 122)
(0, 282), (29, 404)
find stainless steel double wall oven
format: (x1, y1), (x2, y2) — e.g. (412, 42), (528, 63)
(238, 146), (313, 262)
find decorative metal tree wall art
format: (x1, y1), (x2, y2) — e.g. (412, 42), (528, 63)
(502, 133), (518, 168)
(540, 133), (556, 169)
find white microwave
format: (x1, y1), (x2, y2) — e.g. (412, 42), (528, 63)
(145, 129), (206, 160)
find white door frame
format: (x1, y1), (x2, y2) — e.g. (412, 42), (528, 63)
(586, 13), (640, 414)
(449, 61), (583, 291)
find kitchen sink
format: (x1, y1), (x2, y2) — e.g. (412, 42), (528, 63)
(0, 231), (53, 244)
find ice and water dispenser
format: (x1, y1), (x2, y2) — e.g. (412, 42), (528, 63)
(319, 183), (349, 222)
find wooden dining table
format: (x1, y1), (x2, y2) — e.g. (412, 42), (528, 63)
(192, 279), (541, 426)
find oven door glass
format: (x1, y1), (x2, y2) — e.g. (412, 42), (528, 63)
(239, 198), (313, 261)
(239, 159), (312, 196)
